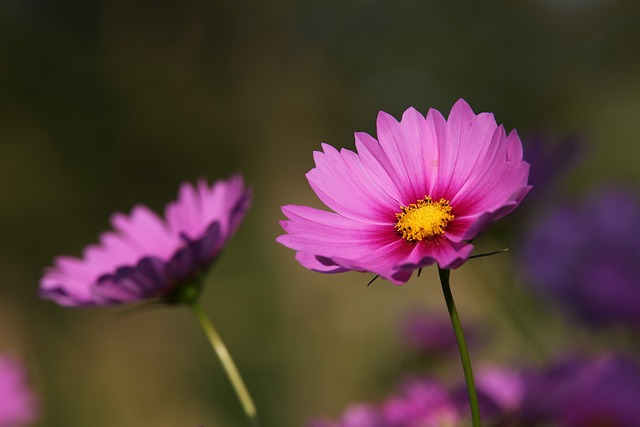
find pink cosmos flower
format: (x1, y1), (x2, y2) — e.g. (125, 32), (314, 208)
(40, 176), (251, 306)
(278, 99), (530, 283)
(0, 356), (38, 427)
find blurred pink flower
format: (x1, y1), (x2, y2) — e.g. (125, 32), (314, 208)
(457, 365), (525, 425)
(400, 311), (460, 355)
(521, 353), (640, 427)
(278, 99), (530, 283)
(382, 379), (460, 427)
(307, 378), (460, 427)
(521, 187), (640, 329)
(0, 356), (37, 427)
(474, 366), (524, 414)
(40, 176), (251, 306)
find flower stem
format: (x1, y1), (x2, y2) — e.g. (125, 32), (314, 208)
(190, 301), (261, 427)
(438, 267), (481, 427)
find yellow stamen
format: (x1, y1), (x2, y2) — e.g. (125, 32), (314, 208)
(395, 196), (454, 242)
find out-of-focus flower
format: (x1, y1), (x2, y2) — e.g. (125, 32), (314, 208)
(520, 188), (640, 328)
(278, 99), (530, 284)
(520, 353), (640, 427)
(382, 378), (460, 427)
(452, 366), (524, 426)
(313, 404), (387, 427)
(474, 366), (524, 415)
(307, 378), (460, 427)
(400, 311), (460, 356)
(40, 176), (251, 306)
(0, 356), (38, 427)
(522, 132), (582, 199)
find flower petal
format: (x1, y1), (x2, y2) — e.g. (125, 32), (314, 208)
(306, 143), (398, 222)
(354, 131), (406, 204)
(376, 108), (440, 202)
(110, 205), (174, 257)
(293, 252), (351, 274)
(432, 100), (501, 199)
(40, 176), (250, 307)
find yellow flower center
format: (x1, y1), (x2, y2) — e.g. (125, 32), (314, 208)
(395, 196), (454, 242)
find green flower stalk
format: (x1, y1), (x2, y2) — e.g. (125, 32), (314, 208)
(439, 268), (481, 427)
(191, 301), (261, 427)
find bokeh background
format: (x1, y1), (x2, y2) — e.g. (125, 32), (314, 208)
(1, 0), (640, 426)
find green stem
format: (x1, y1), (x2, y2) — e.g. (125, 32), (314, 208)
(190, 301), (261, 427)
(438, 268), (481, 427)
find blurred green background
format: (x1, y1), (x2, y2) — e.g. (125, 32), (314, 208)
(1, 0), (640, 426)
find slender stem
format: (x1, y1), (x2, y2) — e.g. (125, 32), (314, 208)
(438, 268), (481, 427)
(190, 301), (261, 427)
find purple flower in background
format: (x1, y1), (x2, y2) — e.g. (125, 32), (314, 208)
(474, 366), (524, 415)
(278, 99), (530, 284)
(40, 176), (251, 306)
(520, 354), (640, 427)
(522, 132), (582, 198)
(382, 378), (460, 427)
(0, 356), (38, 427)
(307, 378), (460, 427)
(309, 404), (387, 427)
(453, 366), (524, 426)
(520, 187), (640, 328)
(400, 311), (460, 356)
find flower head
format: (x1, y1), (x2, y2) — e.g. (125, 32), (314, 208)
(520, 187), (640, 328)
(278, 99), (530, 283)
(40, 176), (251, 306)
(0, 356), (38, 427)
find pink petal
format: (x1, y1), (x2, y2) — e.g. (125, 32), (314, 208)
(166, 182), (202, 238)
(306, 143), (398, 223)
(354, 131), (406, 203)
(452, 159), (530, 218)
(457, 185), (531, 241)
(110, 205), (175, 257)
(432, 100), (501, 200)
(376, 108), (439, 202)
(294, 251), (350, 273)
(327, 239), (413, 283)
(199, 175), (248, 237)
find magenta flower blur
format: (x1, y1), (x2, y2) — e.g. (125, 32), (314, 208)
(278, 99), (530, 283)
(522, 131), (582, 200)
(521, 188), (640, 328)
(400, 311), (462, 356)
(520, 354), (640, 427)
(452, 366), (525, 426)
(474, 366), (524, 415)
(382, 379), (460, 427)
(307, 378), (460, 427)
(0, 356), (38, 427)
(308, 404), (386, 427)
(40, 176), (251, 306)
